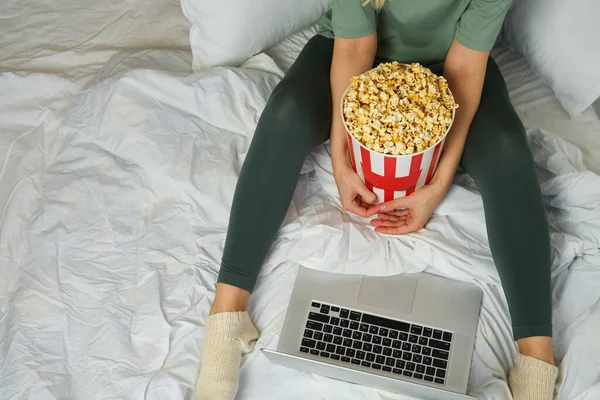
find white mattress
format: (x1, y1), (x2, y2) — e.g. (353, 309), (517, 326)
(1, 6), (599, 400)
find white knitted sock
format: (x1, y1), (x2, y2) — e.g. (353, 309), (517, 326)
(509, 354), (559, 400)
(195, 311), (259, 400)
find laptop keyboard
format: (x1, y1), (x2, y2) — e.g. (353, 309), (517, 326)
(299, 301), (453, 386)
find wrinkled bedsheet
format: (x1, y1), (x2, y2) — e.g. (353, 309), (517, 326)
(1, 13), (600, 400)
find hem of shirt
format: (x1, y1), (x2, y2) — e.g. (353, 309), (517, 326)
(332, 26), (376, 39)
(454, 32), (495, 53)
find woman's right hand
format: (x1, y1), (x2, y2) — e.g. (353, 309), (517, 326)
(332, 154), (380, 218)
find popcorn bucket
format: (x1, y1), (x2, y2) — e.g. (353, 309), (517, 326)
(341, 71), (456, 203)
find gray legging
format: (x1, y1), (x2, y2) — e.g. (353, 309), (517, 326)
(218, 35), (552, 341)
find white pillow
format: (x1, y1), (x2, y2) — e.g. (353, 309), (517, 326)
(181, 0), (330, 70)
(500, 0), (600, 117)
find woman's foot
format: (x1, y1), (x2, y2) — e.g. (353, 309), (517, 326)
(195, 311), (259, 400)
(508, 353), (559, 400)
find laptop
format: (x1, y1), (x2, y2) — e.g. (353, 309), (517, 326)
(262, 267), (482, 400)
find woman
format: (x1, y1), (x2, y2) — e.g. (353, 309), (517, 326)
(196, 0), (559, 399)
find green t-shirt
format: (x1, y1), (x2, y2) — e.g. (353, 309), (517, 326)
(319, 0), (510, 64)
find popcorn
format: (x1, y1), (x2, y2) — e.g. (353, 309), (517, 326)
(343, 62), (458, 155)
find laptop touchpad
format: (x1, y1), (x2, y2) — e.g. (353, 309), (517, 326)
(358, 275), (418, 314)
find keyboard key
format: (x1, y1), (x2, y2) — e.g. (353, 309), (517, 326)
(361, 361), (371, 368)
(363, 333), (372, 343)
(306, 321), (323, 331)
(352, 331), (362, 340)
(411, 326), (423, 335)
(326, 344), (336, 353)
(363, 343), (373, 352)
(350, 321), (359, 330)
(341, 356), (351, 363)
(356, 351), (366, 360)
(360, 323), (369, 332)
(336, 346), (346, 355)
(433, 359), (448, 369)
(320, 351), (330, 358)
(429, 339), (451, 351)
(333, 327), (342, 336)
(426, 367), (436, 376)
(341, 319), (350, 328)
(323, 325), (333, 333)
(353, 340), (362, 350)
(331, 306), (340, 312)
(402, 352), (412, 361)
(317, 342), (326, 350)
(372, 364), (382, 370)
(416, 364), (425, 373)
(422, 347), (432, 356)
(383, 338), (392, 347)
(389, 330), (399, 339)
(413, 355), (422, 364)
(366, 353), (375, 362)
(409, 335), (418, 343)
(331, 354), (340, 360)
(412, 345), (421, 353)
(373, 345), (383, 354)
(413, 373), (425, 381)
(399, 332), (409, 341)
(333, 336), (343, 345)
(343, 329), (352, 338)
(379, 328), (389, 336)
(314, 332), (323, 341)
(392, 340), (402, 349)
(435, 378), (445, 385)
(393, 350), (402, 358)
(350, 311), (362, 321)
(373, 336), (382, 345)
(382, 366), (392, 372)
(433, 330), (443, 339)
(386, 357), (395, 366)
(361, 313), (410, 332)
(418, 337), (428, 346)
(300, 347), (309, 353)
(343, 338), (353, 347)
(376, 355), (385, 364)
(310, 349), (319, 355)
(320, 305), (330, 314)
(369, 326), (379, 334)
(423, 357), (433, 366)
(403, 371), (413, 377)
(302, 339), (316, 348)
(424, 375), (434, 382)
(324, 334), (333, 343)
(330, 317), (340, 326)
(393, 368), (403, 375)
(340, 309), (349, 319)
(383, 348), (392, 356)
(432, 349), (450, 360)
(304, 330), (313, 338)
(436, 369), (446, 378)
(308, 312), (330, 323)
(311, 302), (321, 308)
(395, 360), (405, 369)
(351, 359), (361, 365)
(443, 332), (453, 342)
(423, 327), (433, 337)
(346, 349), (356, 358)
(402, 343), (411, 351)
(406, 362), (415, 371)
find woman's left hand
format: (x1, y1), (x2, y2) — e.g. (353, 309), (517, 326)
(367, 180), (448, 235)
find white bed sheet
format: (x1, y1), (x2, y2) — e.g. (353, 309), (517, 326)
(1, 14), (600, 400)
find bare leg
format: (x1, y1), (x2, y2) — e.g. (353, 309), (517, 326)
(210, 283), (251, 315)
(517, 336), (555, 365)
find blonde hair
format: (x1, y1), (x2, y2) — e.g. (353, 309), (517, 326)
(363, 0), (386, 9)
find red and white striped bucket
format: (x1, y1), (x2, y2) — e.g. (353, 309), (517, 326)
(341, 71), (455, 203)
